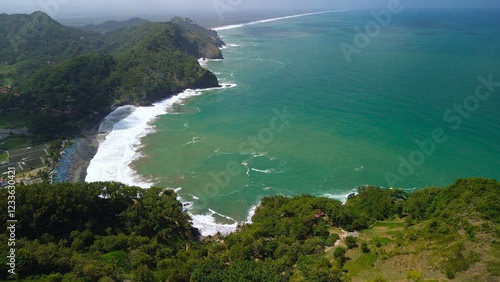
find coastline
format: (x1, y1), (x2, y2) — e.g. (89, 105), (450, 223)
(67, 10), (345, 184)
(67, 10), (352, 235)
(66, 123), (103, 183)
(213, 9), (349, 31)
(65, 87), (235, 185)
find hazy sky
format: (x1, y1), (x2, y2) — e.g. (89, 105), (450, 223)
(1, 0), (499, 17)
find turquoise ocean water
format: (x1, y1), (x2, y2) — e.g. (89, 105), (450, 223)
(100, 9), (500, 234)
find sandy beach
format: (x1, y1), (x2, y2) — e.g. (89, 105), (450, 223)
(66, 122), (103, 183)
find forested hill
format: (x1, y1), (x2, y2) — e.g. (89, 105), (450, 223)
(0, 12), (106, 67)
(78, 17), (151, 34)
(0, 12), (223, 78)
(0, 12), (224, 136)
(0, 178), (498, 281)
(171, 17), (225, 59)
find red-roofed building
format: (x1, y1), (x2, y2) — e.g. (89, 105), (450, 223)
(0, 85), (12, 94)
(315, 211), (327, 219)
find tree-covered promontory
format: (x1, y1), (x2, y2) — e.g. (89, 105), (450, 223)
(0, 178), (498, 281)
(0, 12), (223, 137)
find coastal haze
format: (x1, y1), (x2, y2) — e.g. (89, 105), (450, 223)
(4, 0), (500, 26)
(4, 0), (500, 14)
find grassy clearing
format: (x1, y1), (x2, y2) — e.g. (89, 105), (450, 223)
(0, 135), (33, 151)
(0, 65), (16, 85)
(0, 64), (16, 75)
(371, 236), (394, 246)
(360, 221), (404, 241)
(342, 216), (500, 281)
(344, 251), (378, 276)
(0, 151), (8, 162)
(0, 112), (31, 129)
(1, 77), (13, 85)
(373, 221), (405, 229)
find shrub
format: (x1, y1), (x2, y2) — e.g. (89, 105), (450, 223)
(333, 247), (346, 260)
(406, 270), (423, 282)
(345, 236), (357, 249)
(325, 234), (340, 246)
(361, 242), (370, 253)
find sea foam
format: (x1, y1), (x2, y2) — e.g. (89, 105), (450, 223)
(322, 188), (358, 204)
(86, 85), (242, 236)
(189, 203), (260, 236)
(214, 10), (350, 31)
(86, 87), (222, 188)
(190, 212), (238, 236)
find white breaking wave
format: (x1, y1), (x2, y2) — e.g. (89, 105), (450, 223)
(182, 136), (204, 146)
(189, 203), (260, 237)
(242, 161), (250, 175)
(85, 85), (250, 237)
(85, 87), (226, 188)
(354, 166), (365, 172)
(213, 10), (350, 31)
(251, 168), (273, 174)
(198, 58), (224, 67)
(246, 202), (260, 224)
(252, 152), (268, 158)
(220, 43), (241, 50)
(98, 105), (136, 133)
(322, 188), (358, 204)
(190, 211), (238, 236)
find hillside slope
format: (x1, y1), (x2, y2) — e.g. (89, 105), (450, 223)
(78, 17), (150, 34)
(0, 178), (498, 281)
(0, 12), (224, 136)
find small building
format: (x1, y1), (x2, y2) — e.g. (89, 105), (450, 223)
(315, 211), (327, 219)
(0, 85), (12, 94)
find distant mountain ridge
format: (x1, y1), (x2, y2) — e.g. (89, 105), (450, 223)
(0, 11), (225, 136)
(0, 11), (106, 68)
(0, 12), (224, 74)
(78, 17), (150, 34)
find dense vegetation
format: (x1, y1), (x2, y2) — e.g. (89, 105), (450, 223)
(78, 18), (151, 34)
(0, 178), (498, 281)
(109, 21), (220, 105)
(0, 12), (107, 82)
(19, 54), (116, 135)
(0, 12), (223, 137)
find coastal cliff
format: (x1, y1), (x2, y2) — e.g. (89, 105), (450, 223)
(171, 16), (225, 59)
(0, 12), (224, 136)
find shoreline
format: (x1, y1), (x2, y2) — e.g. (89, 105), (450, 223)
(65, 87), (234, 184)
(66, 10), (346, 184)
(74, 84), (236, 185)
(213, 9), (350, 31)
(66, 120), (106, 183)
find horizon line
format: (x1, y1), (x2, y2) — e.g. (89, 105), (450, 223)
(213, 9), (351, 31)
